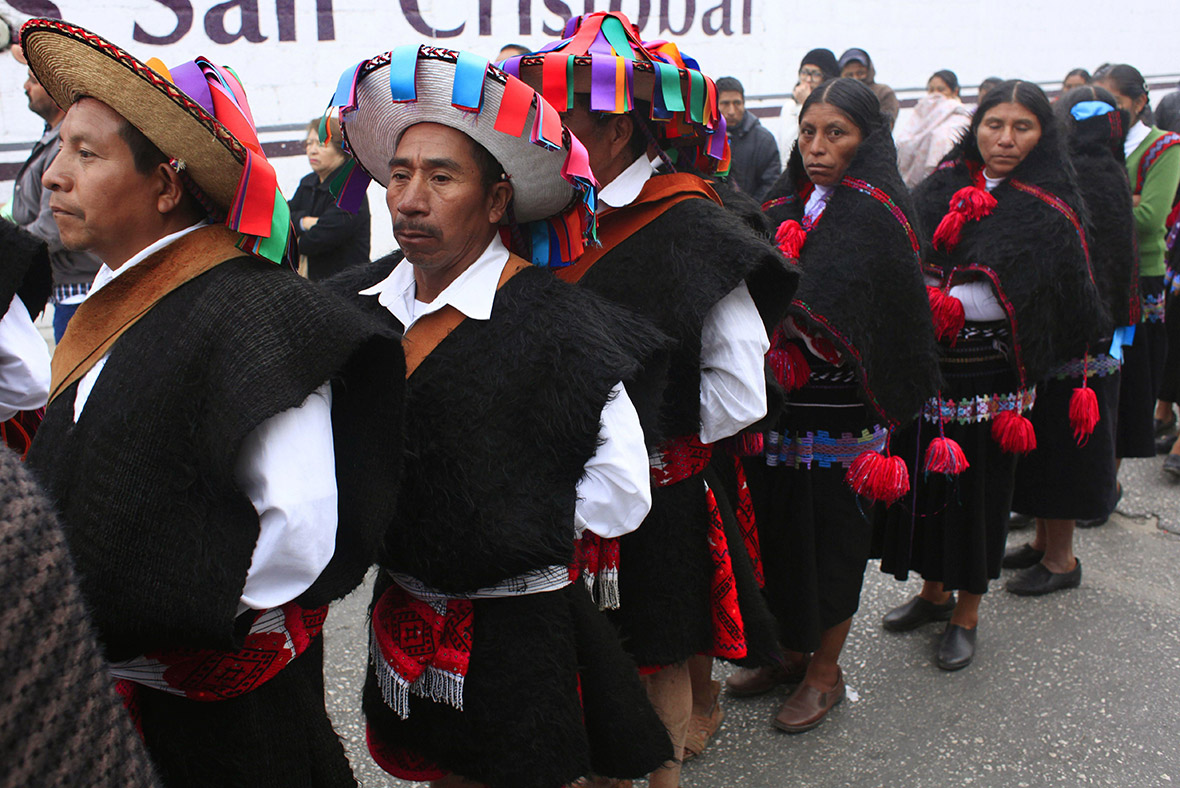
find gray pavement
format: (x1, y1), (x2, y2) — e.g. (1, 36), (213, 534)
(323, 456), (1180, 787)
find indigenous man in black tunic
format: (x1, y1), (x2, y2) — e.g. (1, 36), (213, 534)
(19, 20), (403, 787)
(505, 12), (798, 784)
(325, 46), (671, 788)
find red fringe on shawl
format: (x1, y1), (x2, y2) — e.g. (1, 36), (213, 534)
(924, 436), (970, 475)
(1069, 385), (1100, 446)
(775, 219), (807, 260)
(927, 286), (966, 344)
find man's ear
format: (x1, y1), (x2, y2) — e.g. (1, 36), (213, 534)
(153, 162), (188, 216)
(488, 179), (514, 224)
(608, 113), (635, 161)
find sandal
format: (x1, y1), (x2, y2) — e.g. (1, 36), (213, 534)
(682, 680), (725, 762)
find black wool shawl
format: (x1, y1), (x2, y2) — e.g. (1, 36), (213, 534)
(915, 132), (1111, 384)
(1070, 110), (1139, 327)
(762, 128), (941, 426)
(26, 258), (404, 660)
(573, 186), (798, 442)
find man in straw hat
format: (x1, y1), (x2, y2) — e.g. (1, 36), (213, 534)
(324, 44), (673, 787)
(19, 19), (404, 787)
(503, 13), (798, 785)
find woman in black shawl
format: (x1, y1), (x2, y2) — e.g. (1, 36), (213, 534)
(725, 78), (939, 733)
(1006, 85), (1135, 594)
(873, 81), (1110, 671)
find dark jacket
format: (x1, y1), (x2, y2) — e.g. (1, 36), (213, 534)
(727, 111), (781, 201)
(288, 167), (371, 281)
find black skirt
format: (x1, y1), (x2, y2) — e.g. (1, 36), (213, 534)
(1158, 266), (1180, 403)
(137, 636), (355, 788)
(746, 361), (882, 653)
(872, 323), (1028, 595)
(1116, 276), (1168, 458)
(1011, 356), (1120, 520)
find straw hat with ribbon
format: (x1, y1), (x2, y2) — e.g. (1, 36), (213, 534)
(328, 45), (599, 268)
(500, 11), (731, 177)
(19, 18), (294, 266)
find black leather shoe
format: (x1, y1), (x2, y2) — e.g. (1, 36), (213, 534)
(882, 594), (955, 632)
(1157, 433), (1178, 455)
(936, 624), (976, 671)
(1078, 485), (1121, 528)
(1165, 454), (1180, 479)
(1002, 543), (1045, 569)
(1005, 560), (1082, 596)
(1155, 413), (1177, 438)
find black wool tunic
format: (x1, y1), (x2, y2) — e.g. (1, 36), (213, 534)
(569, 183), (797, 668)
(26, 255), (404, 788)
(329, 256), (674, 788)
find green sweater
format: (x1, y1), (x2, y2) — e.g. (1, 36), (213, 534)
(1126, 126), (1180, 277)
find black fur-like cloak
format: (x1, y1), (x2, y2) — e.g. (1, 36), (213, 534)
(0, 218), (53, 319)
(914, 130), (1111, 384)
(1070, 109), (1139, 327)
(330, 256), (673, 788)
(568, 184), (795, 667)
(763, 126), (941, 426)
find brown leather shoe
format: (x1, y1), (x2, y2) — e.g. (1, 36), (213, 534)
(771, 668), (845, 733)
(724, 656), (809, 697)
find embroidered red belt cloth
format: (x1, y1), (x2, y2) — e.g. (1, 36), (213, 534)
(367, 566), (571, 781)
(110, 602), (328, 730)
(652, 434), (751, 663)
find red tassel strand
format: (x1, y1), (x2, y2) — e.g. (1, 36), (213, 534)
(951, 184), (998, 219)
(932, 210), (967, 251)
(991, 409), (1037, 454)
(775, 219), (808, 259)
(1069, 385), (1100, 446)
(927, 286), (966, 343)
(767, 340), (812, 391)
(924, 436), (970, 475)
(845, 449), (910, 506)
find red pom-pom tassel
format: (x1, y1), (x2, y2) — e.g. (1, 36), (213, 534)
(950, 185), (998, 220)
(927, 286), (966, 343)
(767, 340), (812, 391)
(932, 210), (967, 251)
(845, 449), (910, 506)
(776, 219), (808, 259)
(924, 436), (970, 475)
(991, 409), (1037, 454)
(1069, 385), (1100, 446)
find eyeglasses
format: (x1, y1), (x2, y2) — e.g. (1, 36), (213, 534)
(799, 68), (826, 81)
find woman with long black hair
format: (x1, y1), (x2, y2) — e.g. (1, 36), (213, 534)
(1005, 85), (1136, 593)
(873, 81), (1109, 670)
(725, 78), (939, 732)
(1094, 65), (1180, 485)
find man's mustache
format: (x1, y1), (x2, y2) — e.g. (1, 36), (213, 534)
(392, 221), (440, 238)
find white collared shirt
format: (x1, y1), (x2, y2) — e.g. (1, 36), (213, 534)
(598, 155), (770, 444)
(72, 222), (338, 615)
(360, 236), (652, 538)
(1126, 120), (1151, 159)
(0, 296), (50, 421)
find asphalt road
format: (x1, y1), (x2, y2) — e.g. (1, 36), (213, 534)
(324, 455), (1180, 788)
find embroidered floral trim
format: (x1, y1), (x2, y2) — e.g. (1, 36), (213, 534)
(1143, 291), (1167, 323)
(764, 425), (887, 469)
(1051, 353), (1121, 380)
(921, 388), (1037, 425)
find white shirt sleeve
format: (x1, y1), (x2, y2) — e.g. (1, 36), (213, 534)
(0, 295), (50, 421)
(948, 280), (1007, 322)
(699, 282), (770, 444)
(575, 382), (652, 539)
(236, 382), (338, 614)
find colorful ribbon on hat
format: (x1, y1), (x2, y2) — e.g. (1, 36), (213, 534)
(499, 12), (728, 171)
(145, 57), (292, 266)
(327, 46), (599, 266)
